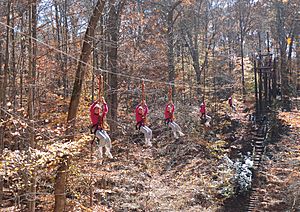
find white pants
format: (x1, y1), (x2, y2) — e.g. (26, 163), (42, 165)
(230, 105), (236, 112)
(140, 126), (152, 140)
(201, 115), (211, 127)
(168, 121), (183, 138)
(95, 129), (112, 158)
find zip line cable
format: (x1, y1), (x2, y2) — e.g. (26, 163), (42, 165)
(0, 18), (235, 140)
(0, 20), (232, 91)
(0, 21), (179, 86)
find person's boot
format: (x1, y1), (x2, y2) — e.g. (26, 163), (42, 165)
(173, 132), (179, 139)
(98, 147), (103, 159)
(145, 138), (152, 147)
(105, 147), (113, 159)
(178, 131), (185, 137)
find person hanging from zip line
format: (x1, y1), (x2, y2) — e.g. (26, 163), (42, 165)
(199, 100), (206, 119)
(164, 86), (185, 139)
(135, 81), (152, 147)
(228, 96), (236, 112)
(89, 76), (113, 159)
(199, 97), (211, 127)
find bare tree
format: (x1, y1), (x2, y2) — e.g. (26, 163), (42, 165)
(106, 0), (127, 134)
(275, 0), (290, 111)
(236, 0), (253, 97)
(54, 1), (106, 211)
(151, 0), (182, 97)
(27, 1), (38, 211)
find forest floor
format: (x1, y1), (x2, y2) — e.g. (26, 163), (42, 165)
(3, 97), (299, 211)
(36, 97), (261, 212)
(70, 104), (298, 212)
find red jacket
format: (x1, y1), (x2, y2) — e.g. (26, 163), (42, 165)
(90, 101), (108, 128)
(135, 104), (148, 125)
(164, 103), (175, 120)
(228, 97), (232, 106)
(200, 102), (206, 114)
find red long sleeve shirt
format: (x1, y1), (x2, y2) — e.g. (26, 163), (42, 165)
(135, 104), (148, 124)
(164, 103), (175, 120)
(90, 101), (108, 127)
(200, 102), (206, 114)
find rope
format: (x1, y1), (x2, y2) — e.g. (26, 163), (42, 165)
(0, 20), (233, 91)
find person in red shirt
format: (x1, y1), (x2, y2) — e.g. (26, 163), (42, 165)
(90, 97), (113, 159)
(165, 100), (184, 139)
(199, 100), (211, 127)
(228, 96), (236, 112)
(135, 100), (152, 146)
(199, 101), (206, 119)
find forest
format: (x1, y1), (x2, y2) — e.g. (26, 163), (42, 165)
(0, 0), (299, 211)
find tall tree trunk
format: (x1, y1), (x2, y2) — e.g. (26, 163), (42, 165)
(239, 14), (245, 96)
(287, 32), (294, 86)
(54, 1), (105, 211)
(167, 11), (175, 97)
(107, 5), (119, 134)
(0, 38), (4, 209)
(0, 7), (10, 207)
(276, 1), (290, 111)
(2, 0), (10, 110)
(182, 9), (201, 100)
(11, 2), (16, 109)
(20, 14), (25, 108)
(54, 0), (64, 91)
(107, 0), (126, 134)
(66, 0), (105, 135)
(28, 1), (37, 211)
(165, 1), (182, 98)
(63, 0), (69, 98)
(297, 37), (300, 92)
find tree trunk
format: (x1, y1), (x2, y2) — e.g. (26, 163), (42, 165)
(1, 6), (10, 207)
(183, 17), (201, 100)
(167, 11), (175, 97)
(28, 1), (37, 211)
(297, 37), (300, 92)
(63, 0), (69, 98)
(0, 38), (4, 208)
(54, 1), (105, 211)
(239, 16), (245, 96)
(276, 1), (290, 111)
(165, 1), (182, 98)
(287, 33), (293, 86)
(107, 0), (126, 134)
(2, 0), (10, 110)
(54, 0), (64, 91)
(20, 14), (25, 108)
(11, 2), (16, 109)
(54, 156), (70, 212)
(107, 5), (119, 134)
(66, 0), (105, 135)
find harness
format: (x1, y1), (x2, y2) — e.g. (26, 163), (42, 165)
(200, 115), (207, 124)
(90, 113), (103, 144)
(165, 117), (173, 125)
(165, 118), (173, 125)
(165, 108), (174, 125)
(136, 119), (145, 130)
